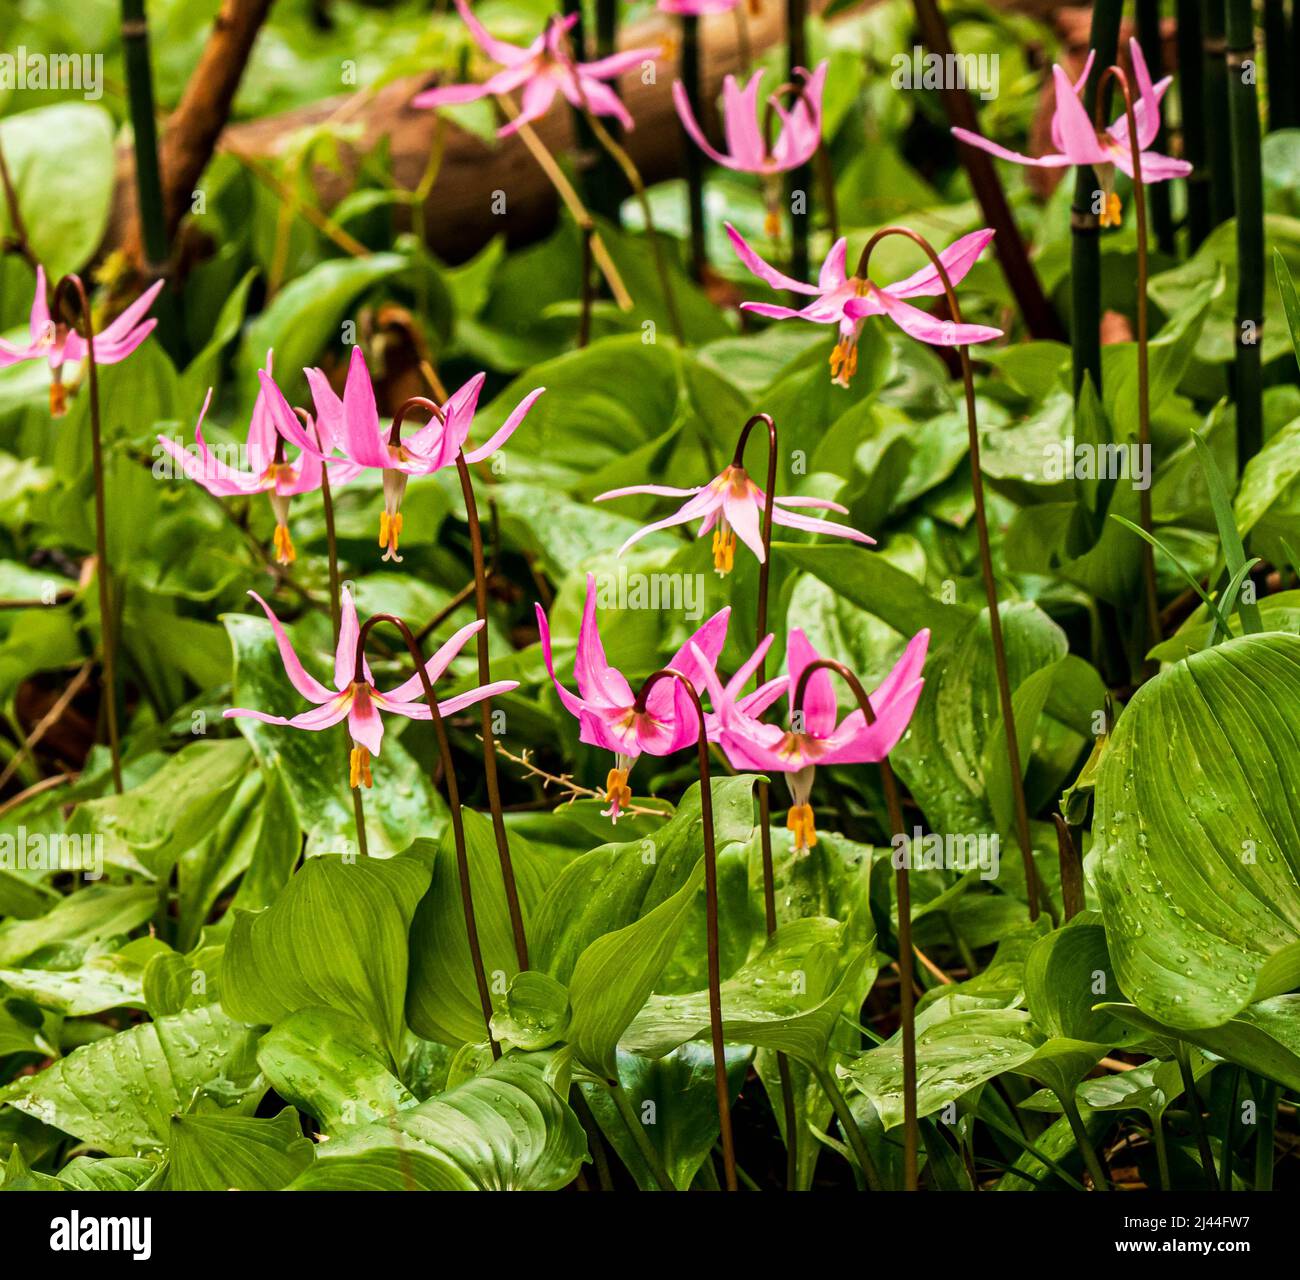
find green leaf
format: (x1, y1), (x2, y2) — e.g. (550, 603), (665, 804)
(1024, 919), (1142, 1048)
(1095, 633), (1300, 1030)
(1274, 247), (1300, 373)
(405, 812), (557, 1047)
(621, 918), (875, 1065)
(222, 848), (433, 1060)
(0, 955), (146, 1016)
(167, 1106), (314, 1191)
(287, 1057), (586, 1191)
(0, 1005), (263, 1155)
(1009, 1037), (1108, 1099)
(0, 884), (158, 967)
(0, 104), (115, 277)
(1191, 430), (1264, 634)
(490, 972), (572, 1051)
(257, 1007), (417, 1132)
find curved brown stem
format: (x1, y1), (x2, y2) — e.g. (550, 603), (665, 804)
(55, 274), (122, 794)
(1095, 64), (1160, 670)
(631, 667), (736, 1192)
(731, 411), (798, 1188)
(792, 656), (915, 1191)
(856, 226), (1040, 921)
(391, 396), (529, 971)
(355, 610), (499, 1056)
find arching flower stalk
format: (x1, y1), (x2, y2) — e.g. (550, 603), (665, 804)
(726, 223), (1001, 387)
(224, 586), (515, 795)
(673, 63), (828, 239)
(0, 265), (162, 416)
(536, 574), (730, 822)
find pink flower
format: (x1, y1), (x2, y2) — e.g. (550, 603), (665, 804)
(271, 345), (543, 562)
(726, 224), (1001, 387)
(952, 39), (1191, 227)
(673, 63), (826, 176)
(225, 586), (516, 788)
(0, 266), (163, 415)
(413, 0), (660, 137)
(695, 628), (929, 849)
(595, 461), (872, 575)
(157, 354), (343, 565)
(535, 573), (731, 821)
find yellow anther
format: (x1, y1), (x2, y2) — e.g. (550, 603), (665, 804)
(711, 526), (737, 576)
(1100, 192), (1122, 228)
(764, 208), (782, 239)
(378, 511), (403, 560)
(829, 339), (858, 388)
(378, 510), (390, 549)
(785, 802), (818, 850)
(349, 746), (373, 790)
(49, 381), (67, 418)
(272, 523), (296, 566)
(604, 767), (633, 810)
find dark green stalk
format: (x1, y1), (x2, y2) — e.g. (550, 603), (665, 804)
(1222, 1067), (1240, 1189)
(1136, 0), (1176, 254)
(1177, 1), (1212, 249)
(121, 0), (167, 268)
(609, 1083), (677, 1191)
(786, 0), (809, 286)
(1263, 0), (1290, 129)
(1070, 0), (1122, 396)
(1053, 814), (1085, 920)
(1177, 1043), (1219, 1188)
(1058, 1092), (1109, 1190)
(588, 0), (622, 223)
(1254, 1078), (1278, 1189)
(1204, 0), (1236, 226)
(681, 14), (707, 279)
(1226, 0), (1264, 469)
(809, 1063), (882, 1190)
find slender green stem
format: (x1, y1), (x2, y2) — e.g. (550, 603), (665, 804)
(1059, 1093), (1109, 1190)
(1152, 1115), (1172, 1190)
(681, 14), (707, 279)
(1203, 0), (1236, 227)
(351, 786), (369, 858)
(1178, 1), (1212, 250)
(1054, 814), (1085, 920)
(977, 1103), (1089, 1191)
(55, 276), (123, 794)
(1176, 1044), (1219, 1188)
(1070, 0), (1122, 397)
(809, 1062), (882, 1190)
(1254, 1077), (1278, 1189)
(609, 1083), (678, 1191)
(1222, 1066), (1240, 1190)
(1226, 0), (1264, 470)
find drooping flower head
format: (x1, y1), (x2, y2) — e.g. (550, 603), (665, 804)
(595, 460), (872, 576)
(0, 266), (163, 415)
(673, 62), (828, 236)
(726, 224), (1003, 388)
(414, 0), (661, 137)
(696, 628), (929, 850)
(225, 586), (516, 789)
(951, 38), (1191, 227)
(536, 573), (730, 821)
(267, 345), (543, 563)
(157, 353), (345, 566)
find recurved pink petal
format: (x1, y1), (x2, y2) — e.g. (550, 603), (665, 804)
(725, 223), (821, 296)
(952, 125), (1070, 170)
(381, 619), (484, 702)
(785, 629), (837, 738)
(246, 590), (336, 703)
(463, 384), (545, 463)
(672, 79), (732, 168)
(535, 601), (596, 720)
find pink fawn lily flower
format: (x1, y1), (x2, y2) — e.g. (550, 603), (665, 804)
(0, 266), (163, 416)
(695, 627), (929, 850)
(157, 354), (342, 566)
(594, 462), (873, 576)
(725, 223), (1003, 388)
(225, 586), (517, 789)
(673, 62), (828, 236)
(413, 0), (661, 137)
(659, 0), (740, 13)
(269, 344), (543, 563)
(536, 572), (730, 822)
(951, 39), (1190, 228)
